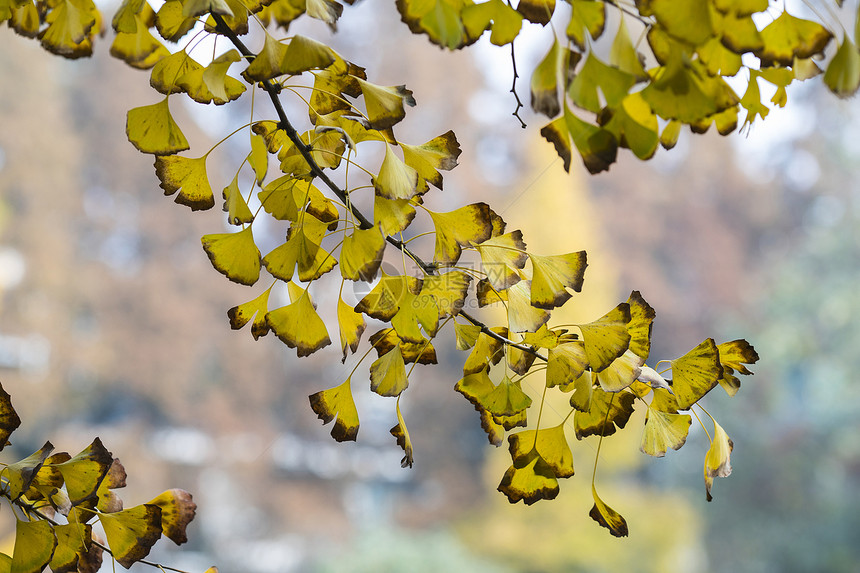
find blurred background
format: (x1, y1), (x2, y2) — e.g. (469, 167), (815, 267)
(1, 1), (859, 571)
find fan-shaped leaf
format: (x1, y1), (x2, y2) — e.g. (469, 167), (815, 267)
(528, 251), (586, 309)
(475, 230), (527, 290)
(498, 448), (558, 504)
(641, 408), (691, 457)
(0, 384), (20, 451)
(589, 485), (628, 537)
(99, 505), (162, 568)
(357, 80), (415, 130)
(546, 341), (588, 388)
(147, 489), (196, 545)
(670, 338), (722, 409)
(227, 286), (272, 340)
(340, 226), (386, 281)
(574, 388), (635, 439)
(154, 154), (215, 211)
(337, 297), (366, 362)
(508, 423), (573, 478)
(309, 378), (360, 441)
(596, 349), (644, 392)
(54, 438), (114, 508)
(704, 419), (733, 501)
(266, 289), (331, 357)
(577, 302), (631, 372)
(4, 442), (54, 501)
(11, 519), (56, 573)
(369, 346), (408, 397)
(755, 10), (832, 67)
(127, 97), (189, 155)
(716, 339), (759, 396)
(201, 226), (261, 286)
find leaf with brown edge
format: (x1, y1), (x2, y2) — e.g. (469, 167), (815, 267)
(356, 273), (421, 321)
(368, 329), (437, 364)
(374, 195), (417, 236)
(174, 50), (245, 105)
(94, 458), (127, 514)
(154, 0), (196, 43)
(641, 408), (691, 457)
(508, 423), (574, 479)
(281, 34), (336, 75)
(39, 0), (97, 59)
(475, 230), (527, 290)
(540, 115), (572, 172)
(390, 399), (413, 468)
(262, 218), (337, 283)
(418, 271), (471, 319)
(754, 10), (832, 67)
(564, 105), (618, 175)
(54, 437), (114, 508)
(147, 489), (197, 545)
(259, 176), (338, 223)
(201, 226), (261, 286)
(99, 504), (162, 568)
(596, 349), (643, 393)
(309, 378), (360, 442)
(369, 346), (408, 397)
(462, 329), (506, 374)
(479, 410), (505, 446)
(110, 15), (169, 70)
(11, 519), (56, 573)
(589, 485), (628, 537)
(222, 174), (254, 226)
(391, 291), (439, 343)
(337, 297), (366, 362)
(507, 344), (537, 375)
(716, 339), (759, 396)
(126, 97), (189, 156)
(454, 322), (481, 350)
(507, 280), (551, 333)
(266, 289), (331, 357)
(357, 79), (415, 130)
(0, 384), (20, 451)
(76, 539), (103, 573)
(154, 154), (214, 211)
(569, 370), (595, 411)
(50, 523), (91, 573)
(704, 419), (733, 501)
(483, 375), (532, 418)
(5, 441), (54, 501)
(574, 388), (635, 439)
(529, 251), (586, 309)
(567, 0), (605, 49)
(228, 286), (272, 340)
(373, 143), (419, 200)
(305, 0), (342, 30)
(498, 448), (559, 505)
(530, 38), (561, 117)
(546, 341), (588, 388)
(670, 338), (723, 410)
(340, 226), (386, 281)
(455, 370), (495, 410)
(521, 324), (561, 350)
(568, 52), (635, 114)
(627, 291), (655, 360)
(577, 302), (631, 372)
(150, 51), (201, 95)
(400, 130), (461, 190)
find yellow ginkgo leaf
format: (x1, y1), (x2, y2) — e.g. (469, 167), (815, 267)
(462, 329), (506, 374)
(50, 523), (90, 573)
(529, 251), (586, 309)
(546, 341), (589, 388)
(227, 285), (273, 340)
(567, 0), (605, 50)
(340, 226), (386, 281)
(483, 375), (532, 418)
(462, 0), (523, 46)
(610, 13), (646, 79)
(521, 324), (561, 349)
(704, 419), (733, 501)
(755, 10), (832, 67)
(309, 378), (360, 442)
(282, 34), (336, 74)
(823, 38), (860, 98)
(258, 176), (338, 223)
(564, 105), (618, 174)
(641, 408), (692, 457)
(182, 0), (232, 18)
(111, 0), (145, 33)
(391, 290), (439, 343)
(418, 271), (472, 319)
(475, 230), (527, 291)
(569, 370), (595, 411)
(589, 485), (628, 537)
(243, 33), (289, 82)
(154, 154), (215, 211)
(100, 505), (162, 568)
(641, 59), (739, 124)
(248, 133), (268, 186)
(54, 438), (114, 508)
(155, 0), (196, 43)
(508, 423), (574, 478)
(369, 346), (408, 397)
(4, 441), (54, 500)
(355, 272), (420, 321)
(110, 13), (169, 69)
(626, 290), (655, 360)
(368, 329), (437, 365)
(201, 227), (261, 286)
(147, 489), (196, 545)
(375, 195), (417, 237)
(150, 50), (202, 95)
(39, 0), (97, 58)
(126, 97), (190, 155)
(596, 349), (644, 392)
(716, 339), (759, 396)
(599, 92), (660, 161)
(11, 519), (56, 573)
(177, 49), (246, 105)
(337, 297), (365, 362)
(506, 280), (551, 333)
(428, 203), (493, 265)
(539, 115), (573, 172)
(497, 448), (559, 505)
(0, 384), (20, 452)
(569, 52), (636, 114)
(577, 302), (631, 372)
(357, 79), (416, 130)
(530, 38), (561, 118)
(305, 0), (342, 29)
(266, 289), (331, 356)
(670, 338), (722, 410)
(222, 174), (254, 226)
(390, 398), (413, 467)
(373, 143), (419, 200)
(9, 0), (40, 38)
(399, 130), (461, 190)
(660, 119), (682, 150)
(454, 322), (481, 350)
(573, 388), (635, 439)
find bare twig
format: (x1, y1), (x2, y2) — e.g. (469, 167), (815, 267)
(509, 40), (527, 129)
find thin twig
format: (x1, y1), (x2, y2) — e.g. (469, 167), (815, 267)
(509, 40), (527, 129)
(211, 14), (547, 362)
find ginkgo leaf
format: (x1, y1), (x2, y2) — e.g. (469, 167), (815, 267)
(0, 384), (20, 451)
(282, 34), (336, 75)
(248, 133), (268, 186)
(462, 329), (506, 374)
(337, 297), (365, 361)
(529, 251), (586, 309)
(9, 1), (40, 38)
(479, 409), (505, 446)
(110, 14), (169, 69)
(147, 489), (196, 545)
(521, 324), (560, 350)
(483, 375), (532, 417)
(222, 174), (254, 226)
(182, 0), (232, 18)
(50, 523), (91, 573)
(154, 154), (215, 211)
(589, 485), (628, 537)
(569, 52), (636, 114)
(340, 226), (386, 282)
(598, 92), (660, 161)
(266, 289), (331, 357)
(258, 176), (338, 223)
(712, 0), (767, 15)
(227, 286), (272, 340)
(704, 419), (733, 501)
(697, 36), (743, 76)
(475, 230), (527, 290)
(357, 79), (415, 130)
(177, 49), (246, 105)
(390, 399), (413, 467)
(428, 203), (493, 265)
(577, 302), (631, 372)
(11, 519), (56, 573)
(309, 378), (360, 441)
(391, 289), (439, 343)
(516, 0), (553, 25)
(564, 105), (618, 174)
(546, 341), (589, 388)
(454, 322), (481, 350)
(455, 370), (495, 410)
(93, 457), (126, 514)
(4, 441), (54, 501)
(823, 38), (860, 98)
(461, 0), (522, 46)
(610, 14), (646, 79)
(374, 196), (416, 236)
(507, 344), (537, 375)
(530, 38), (561, 117)
(154, 0), (197, 43)
(201, 226), (261, 286)
(355, 273), (420, 321)
(369, 346), (408, 397)
(368, 329), (437, 364)
(641, 408), (692, 457)
(395, 0), (473, 49)
(126, 97), (189, 155)
(373, 143), (419, 201)
(111, 0), (144, 33)
(262, 218), (337, 283)
(670, 338), (723, 410)
(399, 130), (461, 190)
(569, 370), (595, 411)
(419, 271), (472, 319)
(54, 438), (114, 508)
(508, 423), (574, 478)
(39, 0), (97, 58)
(99, 505), (162, 568)
(716, 10), (763, 54)
(150, 50), (202, 95)
(540, 115), (573, 171)
(641, 59), (739, 124)
(506, 280), (551, 333)
(567, 0), (605, 50)
(497, 448), (559, 505)
(476, 277), (506, 307)
(716, 339), (759, 396)
(574, 388), (635, 439)
(626, 291), (655, 360)
(596, 349), (644, 392)
(305, 0), (342, 29)
(755, 10), (832, 67)
(660, 119), (682, 150)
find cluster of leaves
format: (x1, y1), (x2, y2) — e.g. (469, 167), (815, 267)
(0, 0), (801, 539)
(0, 384), (207, 572)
